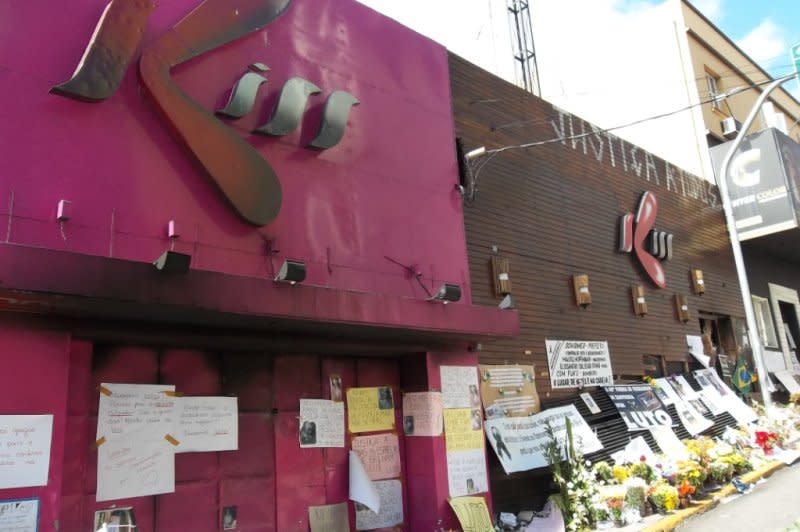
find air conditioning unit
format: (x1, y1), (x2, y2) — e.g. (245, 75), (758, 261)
(721, 116), (740, 139)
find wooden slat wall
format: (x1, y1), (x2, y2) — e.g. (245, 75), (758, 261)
(450, 53), (747, 509)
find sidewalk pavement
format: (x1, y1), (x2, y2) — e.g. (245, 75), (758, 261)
(638, 460), (786, 532)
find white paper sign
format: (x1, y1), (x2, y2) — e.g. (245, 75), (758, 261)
(649, 427), (689, 460)
(0, 498), (38, 532)
(299, 399), (344, 448)
(354, 479), (403, 530)
(174, 396), (238, 453)
(686, 335), (710, 368)
(652, 379), (680, 406)
(484, 405), (602, 474)
(696, 369), (757, 425)
(545, 340), (613, 388)
(441, 366), (480, 409)
(96, 439), (175, 502)
(775, 370), (800, 396)
(580, 393), (601, 414)
(349, 451), (380, 514)
(0, 415), (53, 489)
(97, 383), (176, 441)
(447, 448), (489, 497)
(610, 436), (657, 465)
(674, 400), (713, 436)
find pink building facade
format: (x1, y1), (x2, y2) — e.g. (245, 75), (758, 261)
(0, 0), (517, 530)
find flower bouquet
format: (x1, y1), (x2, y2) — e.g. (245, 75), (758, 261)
(677, 479), (695, 509)
(707, 460), (734, 487)
(648, 482), (679, 514)
(754, 430), (780, 455)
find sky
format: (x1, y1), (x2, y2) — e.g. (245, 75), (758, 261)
(355, 0), (800, 100)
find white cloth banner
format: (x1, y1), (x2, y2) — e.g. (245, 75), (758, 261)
(484, 405), (602, 474)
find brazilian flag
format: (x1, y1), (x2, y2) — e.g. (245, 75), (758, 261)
(732, 356), (755, 393)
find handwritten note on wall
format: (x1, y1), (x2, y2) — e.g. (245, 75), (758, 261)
(441, 366), (480, 409)
(447, 448), (488, 498)
(448, 496), (493, 532)
(174, 396), (238, 453)
(354, 479), (404, 531)
(0, 415), (53, 490)
(0, 498), (39, 532)
(299, 399), (345, 448)
(97, 383), (176, 441)
(443, 408), (484, 452)
(401, 392), (443, 436)
(96, 439), (175, 502)
(351, 433), (401, 480)
(308, 502), (349, 532)
(347, 387), (395, 433)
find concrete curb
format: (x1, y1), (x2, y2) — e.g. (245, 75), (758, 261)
(639, 461), (785, 532)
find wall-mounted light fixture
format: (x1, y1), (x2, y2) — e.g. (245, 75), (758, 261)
(154, 219), (190, 273)
(490, 256), (512, 296)
(274, 259), (306, 284)
(691, 269), (705, 296)
(498, 294), (515, 310)
(153, 250), (191, 273)
(675, 294), (690, 323)
(572, 274), (591, 308)
(631, 284), (648, 317)
(428, 283), (461, 304)
(56, 199), (72, 221)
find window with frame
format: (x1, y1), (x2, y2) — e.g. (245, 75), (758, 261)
(752, 295), (779, 348)
(706, 71), (722, 111)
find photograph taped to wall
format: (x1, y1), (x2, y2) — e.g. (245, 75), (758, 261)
(93, 506), (136, 531)
(221, 506), (237, 530)
(0, 498), (39, 532)
(479, 364), (540, 418)
(545, 340), (613, 389)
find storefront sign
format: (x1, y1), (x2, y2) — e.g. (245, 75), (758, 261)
(710, 129), (800, 240)
(51, 0), (359, 227)
(545, 340), (613, 389)
(604, 385), (672, 431)
(484, 405), (602, 474)
(618, 191), (673, 288)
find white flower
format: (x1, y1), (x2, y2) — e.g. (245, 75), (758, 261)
(567, 481), (574, 489)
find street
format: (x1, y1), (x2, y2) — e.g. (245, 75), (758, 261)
(677, 463), (800, 531)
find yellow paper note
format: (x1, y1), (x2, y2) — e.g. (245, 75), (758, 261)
(443, 408), (484, 452)
(448, 496), (493, 532)
(347, 387), (395, 433)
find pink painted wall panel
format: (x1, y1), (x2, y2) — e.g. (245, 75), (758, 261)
(320, 358), (356, 502)
(221, 478), (277, 532)
(156, 481), (218, 530)
(0, 0), (472, 304)
(222, 354), (273, 412)
(0, 319), (70, 532)
(219, 413), (275, 478)
(273, 355), (321, 411)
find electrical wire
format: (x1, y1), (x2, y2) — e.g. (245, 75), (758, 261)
(462, 74), (799, 202)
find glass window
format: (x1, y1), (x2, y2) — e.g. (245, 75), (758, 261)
(706, 72), (722, 111)
(752, 296), (779, 348)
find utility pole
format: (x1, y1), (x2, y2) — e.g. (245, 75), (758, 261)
(717, 73), (798, 414)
